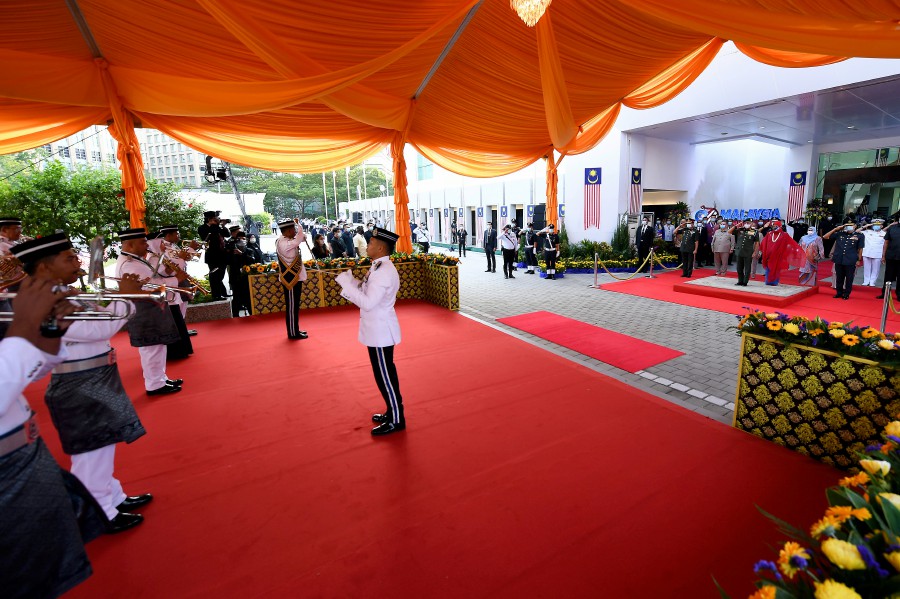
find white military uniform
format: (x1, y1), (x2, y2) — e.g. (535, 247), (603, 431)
(275, 229), (308, 338)
(115, 252), (173, 390)
(336, 255), (403, 425)
(862, 228), (886, 286)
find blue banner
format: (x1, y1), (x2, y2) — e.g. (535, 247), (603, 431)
(559, 204), (566, 217)
(584, 168), (601, 185)
(527, 205), (535, 217)
(477, 207), (484, 217)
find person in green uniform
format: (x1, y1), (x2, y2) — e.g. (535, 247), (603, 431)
(731, 217), (760, 286)
(673, 220), (699, 277)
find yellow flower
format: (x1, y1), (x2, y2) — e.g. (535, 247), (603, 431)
(841, 334), (860, 346)
(783, 323), (800, 335)
(825, 506), (854, 523)
(766, 321), (783, 331)
(886, 421), (900, 437)
(242, 266), (250, 273)
(777, 541), (811, 577)
(878, 339), (897, 350)
(828, 322), (845, 330)
(886, 551), (900, 573)
(859, 459), (891, 476)
(810, 515), (842, 537)
(808, 328), (825, 336)
(765, 313), (779, 320)
(861, 327), (882, 339)
(813, 579), (862, 599)
(829, 328), (846, 338)
(748, 586), (776, 599)
(839, 472), (869, 487)
(821, 538), (866, 570)
(878, 492), (900, 510)
(850, 507), (871, 520)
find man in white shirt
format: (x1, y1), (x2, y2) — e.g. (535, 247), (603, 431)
(499, 224), (519, 279)
(860, 218), (887, 286)
(12, 234), (150, 534)
(416, 222), (431, 253)
(0, 276), (108, 597)
(275, 218), (308, 340)
(335, 227), (404, 435)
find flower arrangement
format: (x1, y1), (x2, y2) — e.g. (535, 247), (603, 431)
(242, 261), (279, 275)
(301, 253), (460, 270)
(804, 198), (833, 224)
(414, 253), (460, 266)
(723, 419), (900, 599)
(735, 309), (900, 366)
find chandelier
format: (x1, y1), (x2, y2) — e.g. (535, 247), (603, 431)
(510, 0), (552, 27)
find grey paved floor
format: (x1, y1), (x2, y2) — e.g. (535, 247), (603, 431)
(440, 248), (881, 426)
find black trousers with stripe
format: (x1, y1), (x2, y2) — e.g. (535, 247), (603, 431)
(367, 346), (404, 424)
(282, 282), (302, 337)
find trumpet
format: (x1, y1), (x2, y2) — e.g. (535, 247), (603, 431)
(96, 276), (193, 302)
(158, 255), (210, 295)
(0, 289), (167, 321)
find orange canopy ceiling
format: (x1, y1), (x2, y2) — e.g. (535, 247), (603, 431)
(1, 0), (898, 241)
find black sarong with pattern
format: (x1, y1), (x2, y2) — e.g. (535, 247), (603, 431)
(125, 300), (179, 347)
(0, 438), (107, 598)
(45, 360), (146, 455)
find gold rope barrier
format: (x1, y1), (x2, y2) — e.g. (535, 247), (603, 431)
(888, 292), (900, 315)
(595, 251), (654, 281)
(653, 254), (683, 271)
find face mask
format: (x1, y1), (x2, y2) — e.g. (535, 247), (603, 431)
(687, 223), (693, 228)
(236, 241), (247, 249)
(719, 224), (726, 230)
(844, 226), (855, 232)
(642, 220), (648, 225)
(743, 224), (750, 229)
(758, 222), (764, 226)
(874, 225), (883, 232)
(807, 229), (815, 235)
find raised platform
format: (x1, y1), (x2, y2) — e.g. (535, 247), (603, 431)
(673, 275), (820, 308)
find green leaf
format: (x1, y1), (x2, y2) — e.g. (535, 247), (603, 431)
(711, 576), (732, 599)
(882, 496), (900, 534)
(757, 505), (812, 542)
(827, 487), (853, 508)
(843, 488), (870, 510)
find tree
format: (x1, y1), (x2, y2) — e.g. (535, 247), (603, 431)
(0, 161), (204, 248)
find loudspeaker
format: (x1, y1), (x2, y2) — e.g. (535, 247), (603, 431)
(532, 205), (546, 230)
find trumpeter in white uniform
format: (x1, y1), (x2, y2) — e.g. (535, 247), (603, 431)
(12, 233), (150, 534)
(115, 228), (183, 395)
(0, 276), (107, 598)
(275, 218), (308, 340)
(335, 227), (405, 435)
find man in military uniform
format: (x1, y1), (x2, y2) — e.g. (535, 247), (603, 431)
(673, 220), (699, 277)
(275, 218), (308, 340)
(538, 224), (560, 279)
(523, 222), (539, 274)
(335, 227), (405, 435)
(198, 210), (229, 300)
(115, 228), (183, 395)
(731, 218), (760, 286)
(824, 219), (864, 300)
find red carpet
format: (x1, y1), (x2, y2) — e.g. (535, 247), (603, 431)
(25, 302), (840, 598)
(496, 310), (683, 372)
(602, 269), (900, 330)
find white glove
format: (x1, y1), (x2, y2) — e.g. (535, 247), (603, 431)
(334, 269), (355, 289)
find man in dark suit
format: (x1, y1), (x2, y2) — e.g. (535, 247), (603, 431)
(483, 221), (497, 272)
(197, 210), (229, 300)
(635, 216), (655, 272)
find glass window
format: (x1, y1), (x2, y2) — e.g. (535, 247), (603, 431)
(416, 154), (433, 180)
(58, 146), (70, 158)
(166, 166), (172, 175)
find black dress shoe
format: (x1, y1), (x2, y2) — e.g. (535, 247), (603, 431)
(843, 296), (850, 300)
(288, 331), (309, 340)
(876, 294), (885, 299)
(509, 275), (515, 279)
(833, 293), (842, 298)
(484, 269), (491, 272)
(117, 494), (153, 512)
(187, 330), (198, 336)
(107, 512), (144, 534)
(147, 384), (182, 396)
(372, 422), (406, 436)
(166, 379), (183, 387)
(372, 413), (389, 423)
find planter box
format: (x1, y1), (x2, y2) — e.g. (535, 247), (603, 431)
(734, 332), (900, 470)
(185, 299), (232, 323)
(248, 262), (460, 315)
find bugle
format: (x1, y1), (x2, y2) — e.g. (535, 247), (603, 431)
(0, 289), (167, 321)
(158, 255), (209, 295)
(96, 276), (191, 301)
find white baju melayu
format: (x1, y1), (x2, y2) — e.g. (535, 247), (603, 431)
(862, 229), (886, 286)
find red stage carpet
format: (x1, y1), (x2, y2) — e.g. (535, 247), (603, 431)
(25, 302), (840, 598)
(602, 269), (900, 330)
(496, 310), (683, 372)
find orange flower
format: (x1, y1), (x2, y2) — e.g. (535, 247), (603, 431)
(828, 321), (845, 330)
(808, 328), (825, 336)
(841, 334), (860, 346)
(861, 327), (882, 339)
(748, 586), (776, 599)
(766, 320), (783, 331)
(825, 506), (854, 523)
(810, 514), (842, 537)
(777, 541), (811, 577)
(839, 472), (870, 488)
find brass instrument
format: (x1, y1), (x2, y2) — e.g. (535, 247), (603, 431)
(0, 289), (167, 321)
(158, 254), (210, 295)
(179, 241), (203, 260)
(95, 276), (190, 302)
(0, 255), (26, 291)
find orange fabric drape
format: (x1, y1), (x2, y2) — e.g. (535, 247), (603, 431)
(733, 43), (847, 68)
(391, 132), (413, 253)
(536, 13), (578, 150)
(544, 152), (564, 229)
(0, 99), (109, 154)
(96, 60), (146, 228)
(623, 39), (724, 109)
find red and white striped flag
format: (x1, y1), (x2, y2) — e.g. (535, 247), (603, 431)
(787, 171), (807, 222)
(629, 168), (642, 215)
(583, 168), (601, 229)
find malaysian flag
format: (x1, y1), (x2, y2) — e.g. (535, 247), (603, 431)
(787, 171), (807, 222)
(444, 208), (450, 243)
(876, 148), (889, 167)
(629, 168), (642, 215)
(476, 206), (485, 244)
(584, 168), (601, 229)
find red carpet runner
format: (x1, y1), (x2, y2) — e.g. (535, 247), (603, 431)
(496, 310), (683, 372)
(25, 302), (838, 598)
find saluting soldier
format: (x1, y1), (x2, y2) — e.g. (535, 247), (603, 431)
(523, 222), (539, 274)
(673, 220), (700, 277)
(824, 218), (865, 300)
(731, 217), (760, 286)
(11, 234), (151, 534)
(538, 224), (560, 279)
(115, 228), (183, 395)
(198, 210), (229, 300)
(335, 227), (405, 435)
(275, 218), (308, 340)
